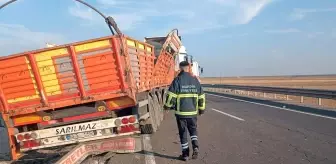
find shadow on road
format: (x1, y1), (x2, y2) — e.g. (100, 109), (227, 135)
(137, 150), (180, 160)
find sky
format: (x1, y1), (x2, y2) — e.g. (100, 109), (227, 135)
(0, 0), (335, 77)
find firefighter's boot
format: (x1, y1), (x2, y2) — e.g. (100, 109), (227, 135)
(179, 148), (189, 161)
(192, 148), (199, 159)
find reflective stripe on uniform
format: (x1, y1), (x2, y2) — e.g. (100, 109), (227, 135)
(181, 143), (189, 149)
(175, 110), (198, 116)
(165, 91), (178, 107)
(191, 135), (198, 141)
(198, 93), (206, 110)
(176, 93), (199, 112)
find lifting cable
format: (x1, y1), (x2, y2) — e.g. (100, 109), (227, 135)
(0, 0), (121, 36)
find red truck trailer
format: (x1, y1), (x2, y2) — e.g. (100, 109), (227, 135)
(0, 2), (183, 162)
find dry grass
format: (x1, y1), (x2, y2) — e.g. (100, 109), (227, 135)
(201, 75), (336, 90)
(201, 75), (336, 109)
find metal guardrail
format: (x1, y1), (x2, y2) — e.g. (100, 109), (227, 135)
(202, 84), (336, 104)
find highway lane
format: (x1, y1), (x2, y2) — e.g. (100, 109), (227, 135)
(99, 94), (336, 164)
(1, 94), (336, 164)
(146, 94), (336, 164)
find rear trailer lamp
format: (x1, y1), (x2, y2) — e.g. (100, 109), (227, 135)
(24, 133), (31, 140)
(19, 139), (41, 149)
(128, 116), (136, 123)
(129, 124), (135, 130)
(129, 124), (140, 131)
(17, 134), (24, 141)
(121, 118), (129, 124)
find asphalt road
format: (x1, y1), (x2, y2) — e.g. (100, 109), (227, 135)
(1, 94), (336, 164)
(108, 93), (336, 164)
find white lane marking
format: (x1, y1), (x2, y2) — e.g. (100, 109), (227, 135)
(207, 93), (336, 121)
(211, 108), (245, 121)
(142, 134), (156, 164)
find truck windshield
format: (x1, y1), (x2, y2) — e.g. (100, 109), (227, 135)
(146, 41), (163, 57)
(145, 37), (177, 57)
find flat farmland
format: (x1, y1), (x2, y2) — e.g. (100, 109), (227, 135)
(201, 75), (336, 90)
(201, 75), (336, 109)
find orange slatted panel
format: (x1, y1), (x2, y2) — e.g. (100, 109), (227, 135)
(3, 85), (36, 95)
(0, 71), (32, 83)
(0, 56), (27, 69)
(88, 81), (121, 90)
(87, 75), (119, 84)
(85, 69), (118, 80)
(1, 80), (35, 89)
(6, 90), (37, 99)
(0, 56), (40, 105)
(83, 63), (117, 74)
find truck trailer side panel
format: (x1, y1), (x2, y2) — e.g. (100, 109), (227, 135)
(0, 36), (132, 117)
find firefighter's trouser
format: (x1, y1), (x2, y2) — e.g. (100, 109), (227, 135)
(176, 116), (199, 155)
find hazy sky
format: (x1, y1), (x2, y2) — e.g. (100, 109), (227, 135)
(0, 0), (335, 77)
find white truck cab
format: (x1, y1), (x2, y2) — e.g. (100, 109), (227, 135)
(175, 46), (203, 78)
(144, 34), (203, 79)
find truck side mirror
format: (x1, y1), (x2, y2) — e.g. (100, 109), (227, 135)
(200, 68), (204, 74)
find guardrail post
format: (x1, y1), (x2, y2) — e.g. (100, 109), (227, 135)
(318, 98), (322, 106)
(274, 94), (277, 99)
(286, 95), (289, 101)
(263, 93), (266, 98)
(300, 96), (304, 103)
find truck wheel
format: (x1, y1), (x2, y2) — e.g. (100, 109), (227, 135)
(140, 124), (154, 134)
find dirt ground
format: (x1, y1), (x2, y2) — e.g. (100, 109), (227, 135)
(201, 75), (336, 90)
(201, 75), (336, 109)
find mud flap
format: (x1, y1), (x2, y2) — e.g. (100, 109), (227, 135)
(55, 136), (142, 164)
(0, 114), (11, 161)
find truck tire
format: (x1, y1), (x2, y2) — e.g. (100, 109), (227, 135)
(140, 124), (154, 134)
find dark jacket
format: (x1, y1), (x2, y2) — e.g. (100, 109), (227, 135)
(164, 71), (206, 118)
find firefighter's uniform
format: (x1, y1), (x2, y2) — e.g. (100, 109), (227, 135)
(164, 66), (206, 160)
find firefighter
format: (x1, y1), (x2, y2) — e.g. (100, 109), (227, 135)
(164, 61), (206, 161)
